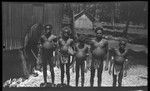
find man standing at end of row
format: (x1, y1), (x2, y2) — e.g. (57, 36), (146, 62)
(109, 40), (128, 87)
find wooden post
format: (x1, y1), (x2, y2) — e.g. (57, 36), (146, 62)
(62, 3), (74, 32)
(9, 3), (12, 50)
(123, 19), (130, 38)
(6, 39), (7, 50)
(123, 3), (131, 39)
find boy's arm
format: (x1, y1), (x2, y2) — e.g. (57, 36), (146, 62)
(104, 41), (109, 71)
(57, 39), (62, 51)
(84, 37), (93, 45)
(69, 45), (77, 67)
(108, 48), (116, 75)
(123, 49), (129, 77)
(24, 34), (29, 47)
(69, 43), (78, 65)
(47, 35), (57, 42)
(38, 34), (47, 47)
(41, 34), (48, 41)
(109, 56), (114, 75)
(85, 46), (90, 56)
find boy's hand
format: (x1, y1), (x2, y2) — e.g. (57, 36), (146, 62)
(109, 69), (112, 75)
(104, 66), (108, 71)
(86, 54), (90, 57)
(38, 44), (42, 48)
(124, 71), (127, 77)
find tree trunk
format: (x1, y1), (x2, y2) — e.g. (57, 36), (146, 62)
(123, 20), (130, 38)
(62, 3), (74, 33)
(123, 5), (131, 38)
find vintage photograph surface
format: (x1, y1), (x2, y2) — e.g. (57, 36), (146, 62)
(2, 2), (148, 88)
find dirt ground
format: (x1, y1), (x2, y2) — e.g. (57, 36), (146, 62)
(3, 64), (147, 87)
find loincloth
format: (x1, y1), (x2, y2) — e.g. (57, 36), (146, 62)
(60, 53), (70, 64)
(113, 61), (124, 75)
(41, 48), (53, 60)
(75, 57), (86, 65)
(92, 59), (103, 69)
(92, 52), (106, 60)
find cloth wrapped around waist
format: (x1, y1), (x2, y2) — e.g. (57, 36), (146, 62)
(75, 57), (87, 63)
(92, 59), (102, 69)
(60, 52), (70, 64)
(41, 48), (53, 58)
(113, 61), (124, 75)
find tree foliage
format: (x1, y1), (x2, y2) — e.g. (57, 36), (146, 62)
(71, 2), (147, 27)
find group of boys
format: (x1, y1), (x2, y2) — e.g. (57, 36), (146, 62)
(24, 24), (129, 87)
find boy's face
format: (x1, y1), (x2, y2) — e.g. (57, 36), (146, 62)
(45, 26), (51, 33)
(46, 29), (50, 33)
(63, 29), (69, 37)
(96, 30), (103, 38)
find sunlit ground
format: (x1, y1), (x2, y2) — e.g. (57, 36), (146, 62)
(3, 64), (147, 87)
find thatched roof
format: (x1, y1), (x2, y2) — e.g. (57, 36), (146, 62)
(74, 9), (95, 22)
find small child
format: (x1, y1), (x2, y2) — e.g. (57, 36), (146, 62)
(71, 34), (89, 87)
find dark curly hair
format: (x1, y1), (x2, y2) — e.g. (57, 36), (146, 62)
(62, 26), (71, 34)
(95, 27), (103, 33)
(44, 24), (53, 30)
(119, 40), (127, 46)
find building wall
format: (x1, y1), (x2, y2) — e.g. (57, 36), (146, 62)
(2, 2), (63, 50)
(44, 4), (63, 35)
(74, 14), (93, 29)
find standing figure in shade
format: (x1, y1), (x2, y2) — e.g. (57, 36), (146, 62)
(70, 34), (90, 87)
(23, 23), (44, 78)
(109, 40), (128, 87)
(39, 24), (57, 86)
